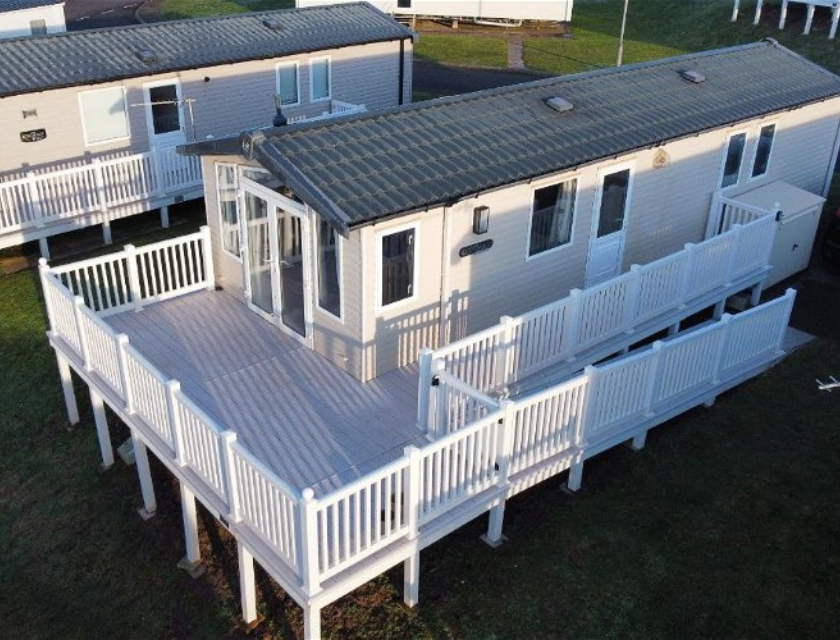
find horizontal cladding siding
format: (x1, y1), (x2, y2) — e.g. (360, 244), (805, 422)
(0, 40), (403, 176)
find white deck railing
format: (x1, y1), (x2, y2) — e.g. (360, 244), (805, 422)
(40, 229), (795, 603)
(706, 190), (777, 238)
(286, 100), (367, 125)
(422, 214), (777, 410)
(0, 147), (202, 235)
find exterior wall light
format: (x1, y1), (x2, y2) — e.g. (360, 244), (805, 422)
(473, 206), (490, 235)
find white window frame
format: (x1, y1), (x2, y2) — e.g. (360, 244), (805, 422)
(314, 217), (344, 322)
(525, 176), (580, 262)
(375, 221), (419, 313)
(718, 129), (749, 190)
(275, 61), (301, 107)
(215, 162), (242, 261)
(310, 56), (332, 103)
(748, 120), (778, 182)
(78, 86), (131, 147)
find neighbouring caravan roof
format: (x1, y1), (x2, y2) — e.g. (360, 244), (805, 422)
(295, 0), (573, 23)
(1, 0), (63, 11)
(186, 40), (840, 235)
(0, 2), (412, 98)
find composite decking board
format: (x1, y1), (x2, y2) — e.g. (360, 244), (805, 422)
(109, 290), (424, 494)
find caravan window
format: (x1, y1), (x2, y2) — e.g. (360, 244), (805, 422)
(751, 124), (776, 179)
(529, 179), (577, 257)
(317, 220), (342, 318)
(216, 164), (241, 258)
(379, 227), (416, 308)
(78, 87), (130, 146)
(311, 57), (331, 102)
(721, 132), (747, 188)
(276, 62), (300, 106)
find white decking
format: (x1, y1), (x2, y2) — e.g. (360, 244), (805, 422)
(109, 289), (425, 495)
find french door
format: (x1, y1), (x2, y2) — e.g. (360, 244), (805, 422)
(242, 178), (312, 344)
(586, 163), (634, 287)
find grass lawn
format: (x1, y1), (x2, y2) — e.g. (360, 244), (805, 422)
(158, 0), (292, 20)
(415, 34), (509, 68)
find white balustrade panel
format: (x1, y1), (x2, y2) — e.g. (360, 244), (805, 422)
(314, 459), (409, 581)
(686, 233), (735, 298)
(436, 325), (505, 393)
(588, 354), (655, 436)
(720, 294), (791, 374)
(124, 347), (171, 446)
(635, 253), (688, 323)
(35, 167), (98, 222)
(44, 275), (81, 354)
(435, 371), (500, 436)
(510, 377), (588, 475)
(101, 154), (155, 207)
(232, 444), (299, 569)
(731, 216), (776, 279)
(55, 255), (132, 314)
(78, 309), (123, 395)
(418, 413), (502, 525)
(511, 299), (572, 379)
(135, 234), (207, 303)
(653, 327), (724, 407)
(0, 179), (34, 231)
(175, 393), (226, 499)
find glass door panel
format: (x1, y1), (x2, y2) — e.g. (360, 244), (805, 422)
(245, 193), (273, 315)
(277, 207), (306, 337)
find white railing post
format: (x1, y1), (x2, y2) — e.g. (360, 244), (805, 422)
(428, 359), (446, 439)
(484, 400), (515, 546)
(297, 488), (322, 595)
(167, 381), (186, 465)
(625, 265), (642, 332)
(151, 148), (166, 197)
(26, 172), (44, 227)
(725, 223), (743, 286)
(416, 348), (434, 430)
(496, 315), (515, 387)
(200, 225), (215, 291)
(776, 289), (797, 354)
(679, 243), (696, 306)
(705, 191), (723, 239)
(568, 366), (598, 492)
(643, 341), (665, 417)
(219, 431), (242, 523)
(38, 259), (56, 337)
(562, 288), (583, 361)
(92, 159), (112, 244)
(125, 244), (144, 312)
(711, 315), (733, 385)
(404, 445), (421, 540)
(73, 296), (92, 371)
(115, 334), (132, 408)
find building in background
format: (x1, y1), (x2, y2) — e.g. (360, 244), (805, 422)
(0, 0), (66, 39)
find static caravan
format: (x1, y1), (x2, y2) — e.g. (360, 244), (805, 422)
(0, 3), (414, 257)
(40, 40), (835, 639)
(185, 40), (840, 382)
(295, 0), (574, 24)
(0, 0), (66, 39)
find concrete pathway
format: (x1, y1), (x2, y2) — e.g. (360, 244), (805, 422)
(507, 36), (526, 71)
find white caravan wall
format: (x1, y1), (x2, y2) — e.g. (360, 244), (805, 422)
(0, 4), (66, 40)
(295, 0), (573, 22)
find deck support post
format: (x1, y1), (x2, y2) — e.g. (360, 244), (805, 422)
(831, 4), (839, 39)
(38, 237), (51, 260)
(731, 0), (740, 21)
(56, 354), (79, 425)
(238, 542), (260, 628)
(753, 0), (764, 24)
(804, 2), (816, 34)
(779, 0), (789, 29)
(713, 299), (726, 320)
(631, 431), (647, 451)
(132, 430), (157, 519)
(102, 219), (112, 245)
(90, 388), (114, 468)
(750, 282), (764, 307)
(403, 549), (420, 608)
(667, 321), (680, 337)
(303, 603), (321, 640)
(565, 452), (585, 493)
(482, 400), (515, 548)
(177, 484), (203, 576)
(160, 205), (170, 229)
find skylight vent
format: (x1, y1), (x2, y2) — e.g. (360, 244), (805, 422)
(545, 97), (574, 114)
(263, 17), (283, 31)
(136, 49), (157, 65)
(679, 69), (706, 84)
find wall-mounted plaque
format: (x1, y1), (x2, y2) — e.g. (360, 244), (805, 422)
(459, 239), (494, 258)
(20, 129), (47, 143)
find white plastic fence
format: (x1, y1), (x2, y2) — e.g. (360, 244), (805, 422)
(52, 228), (213, 315)
(286, 100), (366, 125)
(425, 369), (501, 438)
(0, 147), (202, 234)
(706, 190), (776, 237)
(424, 214), (777, 408)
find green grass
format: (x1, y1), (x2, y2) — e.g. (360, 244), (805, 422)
(414, 34), (509, 68)
(158, 0), (292, 20)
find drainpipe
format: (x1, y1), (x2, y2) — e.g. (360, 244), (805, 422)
(398, 39), (406, 106)
(823, 113), (840, 198)
(437, 204), (453, 347)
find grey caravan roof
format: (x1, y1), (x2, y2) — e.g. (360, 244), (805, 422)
(1, 0), (62, 11)
(0, 2), (412, 98)
(193, 40), (840, 236)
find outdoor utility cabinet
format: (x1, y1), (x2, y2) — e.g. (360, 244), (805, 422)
(736, 181), (826, 287)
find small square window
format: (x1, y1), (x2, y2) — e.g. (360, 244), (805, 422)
(380, 228), (415, 307)
(29, 20), (47, 36)
(529, 179), (577, 257)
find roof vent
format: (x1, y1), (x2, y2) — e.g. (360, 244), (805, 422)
(679, 69), (706, 84)
(262, 17), (283, 31)
(545, 97), (574, 114)
(135, 49), (157, 65)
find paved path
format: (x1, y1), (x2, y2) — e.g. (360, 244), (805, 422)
(65, 0), (141, 30)
(507, 36), (526, 70)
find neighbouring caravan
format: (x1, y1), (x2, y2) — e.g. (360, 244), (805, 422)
(0, 0), (66, 39)
(295, 0), (574, 23)
(0, 3), (413, 257)
(183, 40), (840, 382)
